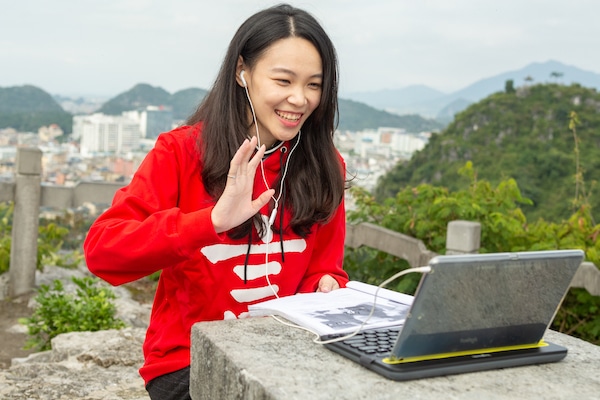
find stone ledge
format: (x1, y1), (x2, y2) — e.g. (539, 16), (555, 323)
(191, 317), (600, 400)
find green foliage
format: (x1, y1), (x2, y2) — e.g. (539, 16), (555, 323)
(0, 85), (64, 113)
(345, 163), (535, 295)
(37, 222), (83, 270)
(21, 277), (126, 351)
(375, 83), (600, 224)
(343, 247), (415, 294)
(0, 85), (72, 132)
(349, 162), (534, 254)
(97, 83), (171, 115)
(0, 111), (72, 133)
(0, 202), (83, 274)
(0, 203), (14, 275)
(39, 209), (95, 250)
(96, 83), (208, 120)
(505, 79), (515, 94)
(345, 163), (600, 344)
(361, 86), (600, 344)
(554, 289), (600, 342)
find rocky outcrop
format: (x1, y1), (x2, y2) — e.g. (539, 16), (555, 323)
(0, 265), (153, 399)
(0, 328), (148, 399)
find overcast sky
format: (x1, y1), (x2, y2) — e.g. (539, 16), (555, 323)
(2, 0), (599, 98)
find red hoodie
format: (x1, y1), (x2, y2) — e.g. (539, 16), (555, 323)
(83, 123), (348, 385)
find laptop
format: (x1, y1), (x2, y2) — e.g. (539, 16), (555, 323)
(323, 249), (584, 381)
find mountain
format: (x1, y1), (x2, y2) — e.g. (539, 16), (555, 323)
(0, 82), (439, 135)
(97, 84), (171, 115)
(374, 83), (600, 223)
(169, 88), (206, 120)
(337, 98), (443, 132)
(0, 85), (64, 113)
(97, 83), (208, 121)
(450, 60), (600, 103)
(99, 83), (443, 133)
(341, 85), (445, 112)
(344, 60), (600, 120)
(0, 85), (72, 132)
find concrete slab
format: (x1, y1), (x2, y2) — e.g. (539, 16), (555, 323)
(191, 317), (599, 400)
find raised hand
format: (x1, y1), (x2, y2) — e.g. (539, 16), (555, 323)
(211, 136), (275, 233)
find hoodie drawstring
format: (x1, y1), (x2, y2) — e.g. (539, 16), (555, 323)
(243, 229), (252, 284)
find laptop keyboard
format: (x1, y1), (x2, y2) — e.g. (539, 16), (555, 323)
(338, 327), (402, 357)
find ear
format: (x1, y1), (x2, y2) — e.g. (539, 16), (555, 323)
(235, 56), (247, 88)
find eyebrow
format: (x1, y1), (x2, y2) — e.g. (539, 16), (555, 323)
(271, 67), (323, 79)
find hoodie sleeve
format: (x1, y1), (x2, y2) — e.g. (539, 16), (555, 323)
(83, 127), (221, 286)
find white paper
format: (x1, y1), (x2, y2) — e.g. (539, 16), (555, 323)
(248, 281), (413, 337)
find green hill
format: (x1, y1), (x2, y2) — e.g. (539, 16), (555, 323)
(97, 83), (171, 115)
(97, 83), (207, 120)
(169, 88), (207, 120)
(100, 83), (443, 133)
(0, 85), (72, 132)
(375, 83), (600, 223)
(0, 83), (442, 135)
(338, 98), (444, 132)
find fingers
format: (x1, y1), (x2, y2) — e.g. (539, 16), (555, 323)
(227, 136), (265, 181)
(253, 188), (275, 210)
(211, 136), (272, 234)
(316, 275), (340, 293)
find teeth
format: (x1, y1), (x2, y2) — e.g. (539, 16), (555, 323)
(277, 111), (300, 121)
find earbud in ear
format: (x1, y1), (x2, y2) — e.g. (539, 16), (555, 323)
(240, 70), (247, 88)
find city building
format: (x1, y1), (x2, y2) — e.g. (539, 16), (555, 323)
(123, 106), (174, 139)
(335, 127), (432, 192)
(74, 113), (141, 156)
(38, 124), (64, 142)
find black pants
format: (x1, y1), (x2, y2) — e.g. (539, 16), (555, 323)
(146, 366), (191, 400)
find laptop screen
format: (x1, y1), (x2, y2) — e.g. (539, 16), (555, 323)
(390, 250), (584, 359)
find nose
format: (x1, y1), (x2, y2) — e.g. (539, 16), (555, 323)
(287, 85), (308, 107)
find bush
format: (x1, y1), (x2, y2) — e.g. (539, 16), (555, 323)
(0, 202), (14, 275)
(0, 202), (82, 274)
(21, 276), (126, 351)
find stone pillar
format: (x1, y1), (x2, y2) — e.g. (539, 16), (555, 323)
(445, 220), (481, 255)
(9, 147), (42, 296)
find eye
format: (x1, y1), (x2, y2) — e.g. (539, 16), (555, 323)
(277, 79), (291, 85)
(308, 82), (322, 90)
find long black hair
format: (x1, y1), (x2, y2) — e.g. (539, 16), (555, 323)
(187, 3), (345, 237)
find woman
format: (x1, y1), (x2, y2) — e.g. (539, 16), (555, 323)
(84, 4), (348, 399)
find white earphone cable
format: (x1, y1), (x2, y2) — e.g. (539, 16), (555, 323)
(242, 74), (302, 299)
(266, 266), (432, 344)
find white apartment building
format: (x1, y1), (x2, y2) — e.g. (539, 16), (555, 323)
(354, 127), (430, 159)
(74, 113), (141, 156)
(123, 106), (174, 139)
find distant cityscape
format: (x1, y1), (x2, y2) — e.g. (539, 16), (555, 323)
(0, 100), (433, 196)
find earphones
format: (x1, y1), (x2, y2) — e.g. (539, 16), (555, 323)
(239, 68), (302, 299)
(240, 70), (248, 88)
(239, 69), (301, 226)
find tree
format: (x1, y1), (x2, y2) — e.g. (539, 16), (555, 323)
(550, 71), (564, 82)
(505, 79), (515, 94)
